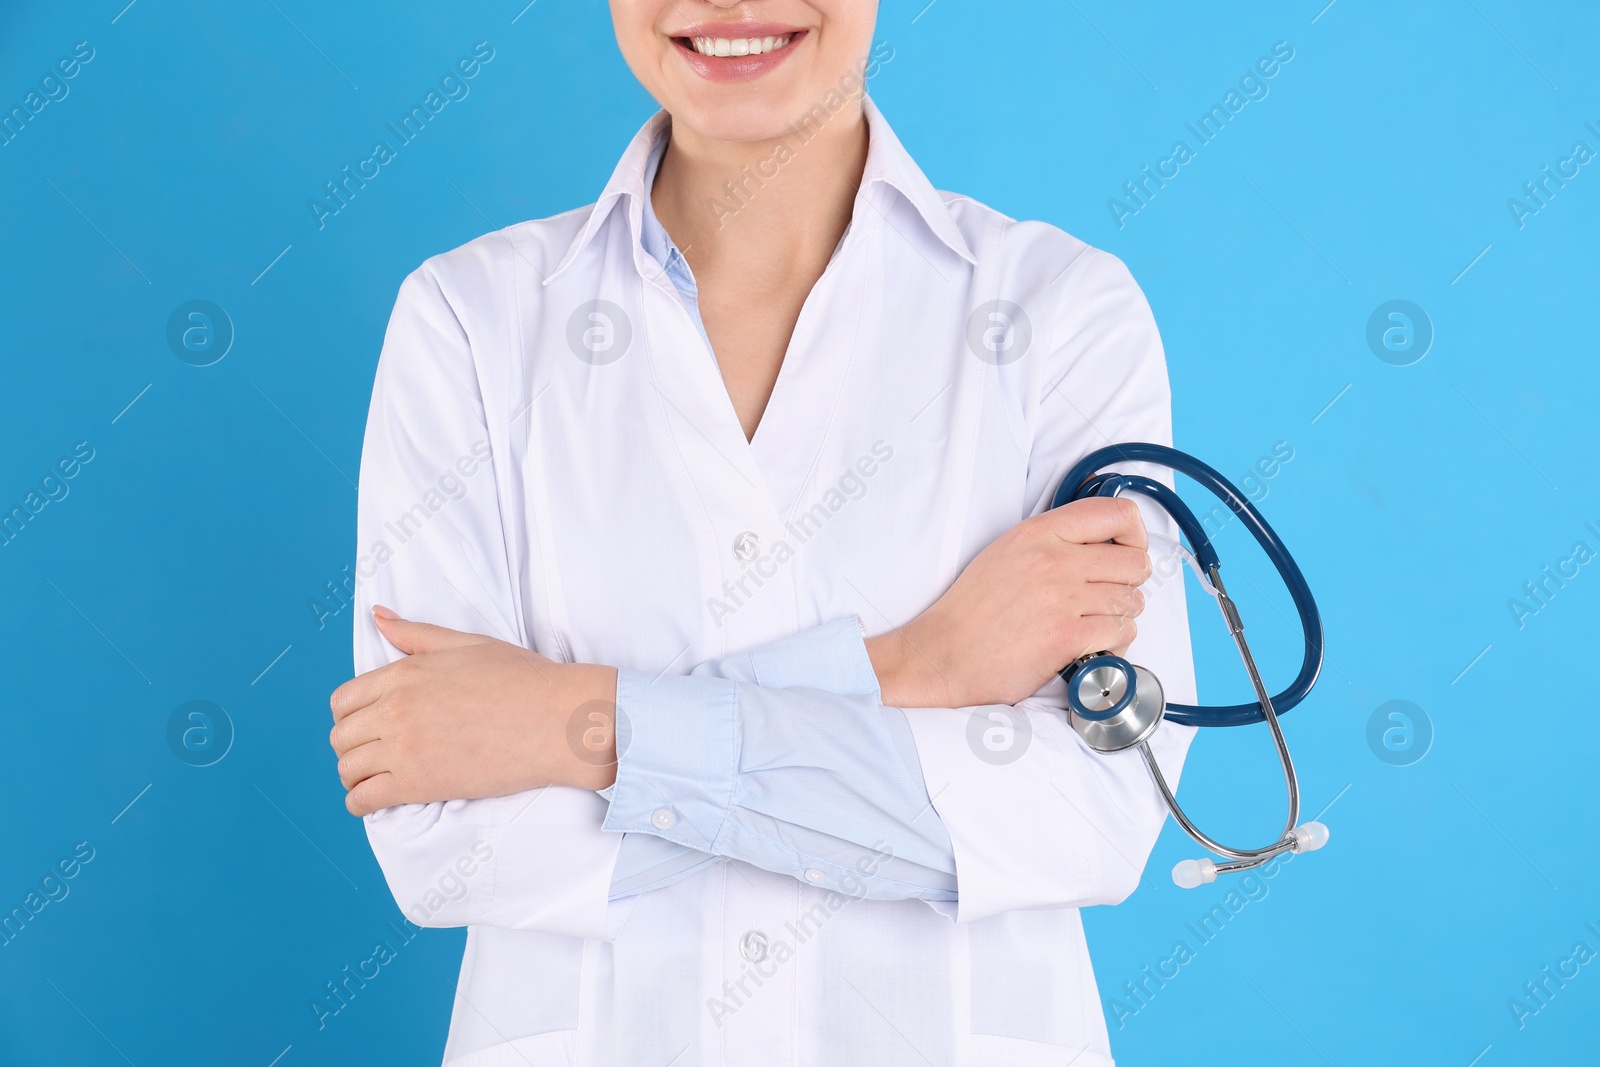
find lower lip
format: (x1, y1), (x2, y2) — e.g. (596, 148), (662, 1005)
(672, 31), (808, 83)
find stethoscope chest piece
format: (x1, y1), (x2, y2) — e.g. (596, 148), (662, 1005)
(1061, 654), (1166, 754)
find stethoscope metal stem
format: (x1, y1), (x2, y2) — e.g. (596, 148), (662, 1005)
(1210, 564), (1301, 839)
(1129, 566), (1303, 864)
(1133, 741), (1293, 871)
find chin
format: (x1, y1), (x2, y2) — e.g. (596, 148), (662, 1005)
(668, 87), (825, 144)
(644, 29), (862, 145)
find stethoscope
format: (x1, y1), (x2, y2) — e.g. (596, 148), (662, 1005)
(1050, 443), (1329, 889)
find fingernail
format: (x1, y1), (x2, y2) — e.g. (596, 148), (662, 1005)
(372, 604), (400, 620)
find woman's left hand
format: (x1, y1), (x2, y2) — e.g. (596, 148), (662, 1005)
(329, 607), (620, 816)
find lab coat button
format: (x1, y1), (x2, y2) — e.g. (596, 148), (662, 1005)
(733, 531), (760, 563)
(739, 929), (770, 963)
(804, 867), (824, 884)
(651, 808), (676, 830)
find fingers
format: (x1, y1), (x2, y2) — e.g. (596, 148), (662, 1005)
(1066, 584), (1144, 662)
(336, 738), (389, 790)
(1090, 580), (1145, 619)
(332, 608), (485, 719)
(1071, 542), (1154, 587)
(373, 610), (490, 655)
(329, 705), (385, 756)
(329, 668), (388, 723)
(345, 771), (398, 817)
(1042, 496), (1148, 550)
(1077, 612), (1139, 662)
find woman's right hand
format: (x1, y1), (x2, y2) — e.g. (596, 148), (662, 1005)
(865, 497), (1152, 709)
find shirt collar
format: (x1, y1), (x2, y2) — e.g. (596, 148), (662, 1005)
(543, 94), (976, 287)
(637, 133), (683, 279)
(854, 93), (978, 267)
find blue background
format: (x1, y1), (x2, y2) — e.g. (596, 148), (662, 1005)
(2, 0), (1596, 1064)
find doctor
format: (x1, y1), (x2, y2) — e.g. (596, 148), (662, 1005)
(328, 1), (1197, 1064)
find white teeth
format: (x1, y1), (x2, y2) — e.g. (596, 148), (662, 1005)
(691, 34), (792, 57)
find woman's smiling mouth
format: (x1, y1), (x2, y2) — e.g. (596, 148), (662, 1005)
(686, 34), (794, 57)
(671, 26), (809, 81)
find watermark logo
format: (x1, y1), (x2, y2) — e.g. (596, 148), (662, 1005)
(1365, 300), (1432, 366)
(1507, 121), (1600, 230)
(342, 439), (494, 606)
(0, 841), (96, 949)
(703, 40), (895, 230)
(965, 706), (1033, 765)
(166, 700), (234, 767)
(308, 42), (495, 230)
(1, 40), (96, 150)
(566, 299), (632, 365)
(1507, 923), (1600, 1030)
(166, 300), (233, 366)
(965, 300), (1032, 366)
(0, 439), (96, 550)
(1365, 699), (1432, 766)
(1106, 850), (1296, 1029)
(1507, 521), (1599, 630)
(308, 916), (424, 1030)
(402, 841), (493, 928)
(566, 699), (628, 767)
(1108, 41), (1295, 228)
(706, 441), (894, 626)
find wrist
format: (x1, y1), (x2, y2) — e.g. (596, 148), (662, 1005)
(552, 662), (621, 791)
(866, 625), (957, 709)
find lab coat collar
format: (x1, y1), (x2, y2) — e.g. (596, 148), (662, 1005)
(855, 93), (979, 266)
(543, 93), (976, 287)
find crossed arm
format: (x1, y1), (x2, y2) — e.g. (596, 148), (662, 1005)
(331, 258), (1195, 936)
(329, 497), (1151, 914)
(330, 494), (1150, 810)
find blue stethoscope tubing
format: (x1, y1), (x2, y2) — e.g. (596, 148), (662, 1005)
(1051, 442), (1325, 728)
(1049, 442), (1331, 885)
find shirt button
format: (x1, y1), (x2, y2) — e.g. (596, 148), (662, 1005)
(733, 530), (760, 563)
(739, 929), (770, 964)
(804, 868), (825, 885)
(651, 808), (676, 830)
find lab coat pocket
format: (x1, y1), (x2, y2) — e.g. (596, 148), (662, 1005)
(443, 1029), (577, 1067)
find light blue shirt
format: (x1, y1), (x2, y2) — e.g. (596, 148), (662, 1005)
(597, 138), (957, 904)
(636, 138), (713, 354)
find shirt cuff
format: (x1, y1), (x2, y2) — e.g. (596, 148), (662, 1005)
(746, 614), (881, 700)
(599, 669), (738, 853)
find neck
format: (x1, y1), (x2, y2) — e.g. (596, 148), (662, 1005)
(650, 102), (870, 284)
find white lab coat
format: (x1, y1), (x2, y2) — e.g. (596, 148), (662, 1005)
(352, 97), (1196, 1066)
